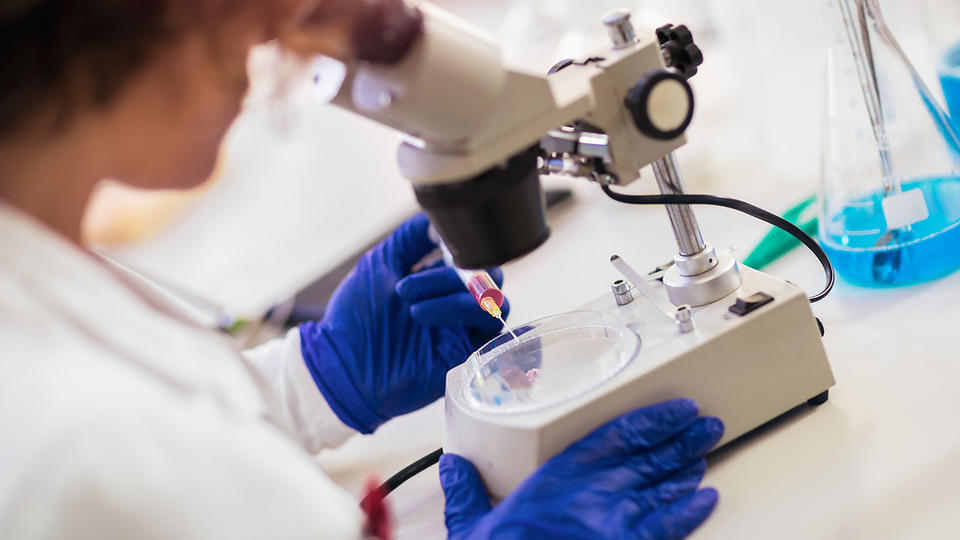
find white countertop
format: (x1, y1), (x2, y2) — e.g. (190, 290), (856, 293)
(314, 177), (960, 539)
(115, 1), (960, 538)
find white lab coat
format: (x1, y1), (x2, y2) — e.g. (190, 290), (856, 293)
(0, 203), (366, 539)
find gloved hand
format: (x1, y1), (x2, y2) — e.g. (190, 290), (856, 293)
(299, 214), (508, 434)
(440, 399), (723, 540)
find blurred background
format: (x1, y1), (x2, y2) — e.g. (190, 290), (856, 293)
(83, 0), (955, 320)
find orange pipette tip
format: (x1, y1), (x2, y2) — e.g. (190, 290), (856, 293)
(480, 296), (502, 318)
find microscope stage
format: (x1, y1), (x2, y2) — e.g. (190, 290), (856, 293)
(443, 265), (835, 499)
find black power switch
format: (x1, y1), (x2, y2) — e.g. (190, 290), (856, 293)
(729, 292), (774, 316)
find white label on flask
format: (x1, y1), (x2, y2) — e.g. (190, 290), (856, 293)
(882, 189), (929, 230)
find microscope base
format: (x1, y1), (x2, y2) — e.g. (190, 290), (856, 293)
(443, 265), (835, 499)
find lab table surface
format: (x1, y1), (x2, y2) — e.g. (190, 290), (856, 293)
(123, 98), (960, 540)
(316, 177), (960, 540)
(125, 80), (960, 540)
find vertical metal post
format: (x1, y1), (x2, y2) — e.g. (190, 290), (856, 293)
(652, 153), (706, 257)
(654, 153), (743, 306)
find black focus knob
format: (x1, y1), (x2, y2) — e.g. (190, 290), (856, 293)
(656, 24), (703, 79)
(624, 70), (695, 140)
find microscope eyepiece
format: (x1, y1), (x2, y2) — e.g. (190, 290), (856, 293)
(353, 0), (424, 65)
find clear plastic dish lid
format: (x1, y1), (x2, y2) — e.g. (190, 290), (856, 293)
(461, 310), (640, 415)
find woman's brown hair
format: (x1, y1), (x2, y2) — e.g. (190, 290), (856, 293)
(0, 0), (263, 136)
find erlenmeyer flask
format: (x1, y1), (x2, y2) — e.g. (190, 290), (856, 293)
(927, 0), (960, 131)
(819, 0), (960, 287)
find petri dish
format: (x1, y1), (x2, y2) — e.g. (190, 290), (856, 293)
(461, 310), (640, 415)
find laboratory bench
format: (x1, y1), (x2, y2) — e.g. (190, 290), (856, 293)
(311, 181), (960, 540)
(124, 142), (960, 539)
(112, 2), (960, 537)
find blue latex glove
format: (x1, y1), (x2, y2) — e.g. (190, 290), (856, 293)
(440, 399), (723, 540)
(299, 214), (509, 434)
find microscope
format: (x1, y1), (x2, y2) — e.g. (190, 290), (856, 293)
(321, 1), (835, 498)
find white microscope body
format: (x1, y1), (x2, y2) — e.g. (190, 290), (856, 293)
(325, 3), (835, 500)
(444, 267), (833, 499)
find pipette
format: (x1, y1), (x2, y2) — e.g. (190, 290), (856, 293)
(451, 257), (519, 343)
(430, 228), (519, 342)
(463, 270), (505, 320)
(456, 264), (521, 343)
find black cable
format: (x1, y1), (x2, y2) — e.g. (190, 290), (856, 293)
(601, 185), (835, 303)
(360, 448), (443, 508)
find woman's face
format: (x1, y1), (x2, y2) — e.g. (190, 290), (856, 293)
(107, 8), (269, 191)
(113, 1), (355, 191)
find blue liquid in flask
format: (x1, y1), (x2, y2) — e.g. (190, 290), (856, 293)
(821, 177), (960, 287)
(941, 41), (960, 138)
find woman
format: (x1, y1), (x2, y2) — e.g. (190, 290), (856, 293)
(0, 1), (724, 538)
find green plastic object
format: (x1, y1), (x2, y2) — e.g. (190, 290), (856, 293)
(743, 195), (819, 270)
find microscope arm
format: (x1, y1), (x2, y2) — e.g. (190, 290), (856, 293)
(318, 3), (709, 276)
(327, 3), (692, 187)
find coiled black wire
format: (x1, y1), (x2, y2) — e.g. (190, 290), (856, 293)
(601, 184), (835, 303)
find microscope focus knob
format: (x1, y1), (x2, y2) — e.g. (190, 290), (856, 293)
(624, 70), (694, 140)
(656, 24), (703, 79)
